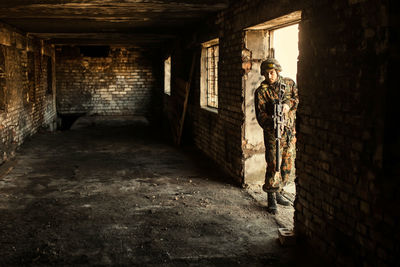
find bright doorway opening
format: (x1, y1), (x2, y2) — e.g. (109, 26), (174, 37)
(272, 24), (299, 83)
(242, 11), (301, 225)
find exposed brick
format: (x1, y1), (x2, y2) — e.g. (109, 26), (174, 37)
(56, 46), (156, 116)
(0, 25), (56, 164)
(166, 0), (396, 266)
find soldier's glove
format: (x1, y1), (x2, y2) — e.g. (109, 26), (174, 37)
(281, 104), (290, 133)
(283, 104), (290, 115)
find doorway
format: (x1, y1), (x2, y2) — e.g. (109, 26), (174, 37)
(271, 24), (299, 83)
(242, 11), (301, 204)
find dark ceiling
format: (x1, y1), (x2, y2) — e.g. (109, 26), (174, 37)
(0, 0), (229, 45)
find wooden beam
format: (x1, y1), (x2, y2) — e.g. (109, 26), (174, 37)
(176, 52), (196, 146)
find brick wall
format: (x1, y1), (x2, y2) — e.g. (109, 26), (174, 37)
(56, 46), (157, 117)
(295, 1), (393, 266)
(166, 33), (244, 181)
(0, 24), (56, 165)
(189, 31), (244, 181)
(169, 0), (395, 266)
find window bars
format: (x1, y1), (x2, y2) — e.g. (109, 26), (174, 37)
(206, 44), (218, 108)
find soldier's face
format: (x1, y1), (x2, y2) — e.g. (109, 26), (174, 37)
(265, 69), (278, 84)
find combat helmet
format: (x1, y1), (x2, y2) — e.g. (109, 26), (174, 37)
(260, 58), (282, 74)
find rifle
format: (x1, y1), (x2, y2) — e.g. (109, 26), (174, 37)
(273, 81), (286, 172)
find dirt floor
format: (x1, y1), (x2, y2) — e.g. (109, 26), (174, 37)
(0, 116), (321, 266)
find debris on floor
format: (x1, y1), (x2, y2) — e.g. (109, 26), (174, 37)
(0, 118), (315, 266)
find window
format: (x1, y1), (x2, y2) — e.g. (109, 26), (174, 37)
(0, 46), (5, 111)
(164, 56), (171, 95)
(26, 51), (36, 103)
(201, 38), (219, 110)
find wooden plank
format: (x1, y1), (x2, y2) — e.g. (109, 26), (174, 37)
(176, 52), (196, 145)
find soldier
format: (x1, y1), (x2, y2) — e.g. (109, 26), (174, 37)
(254, 58), (298, 214)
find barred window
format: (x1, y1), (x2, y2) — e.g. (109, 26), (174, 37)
(201, 38), (219, 111)
(206, 45), (218, 108)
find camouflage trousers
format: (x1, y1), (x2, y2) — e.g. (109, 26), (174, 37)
(263, 132), (295, 193)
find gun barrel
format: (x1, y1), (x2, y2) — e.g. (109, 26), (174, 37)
(273, 81), (286, 173)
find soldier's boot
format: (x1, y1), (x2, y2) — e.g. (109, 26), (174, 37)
(276, 192), (290, 206)
(267, 192), (278, 214)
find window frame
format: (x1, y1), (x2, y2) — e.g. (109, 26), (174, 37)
(200, 38), (219, 112)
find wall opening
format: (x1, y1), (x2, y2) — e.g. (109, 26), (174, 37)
(200, 38), (219, 112)
(243, 11), (301, 206)
(270, 24), (299, 83)
(164, 56), (171, 95)
(79, 46), (110, 58)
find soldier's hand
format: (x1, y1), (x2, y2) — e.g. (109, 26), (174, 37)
(283, 104), (290, 115)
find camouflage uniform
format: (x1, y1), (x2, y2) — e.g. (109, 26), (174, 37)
(255, 76), (298, 192)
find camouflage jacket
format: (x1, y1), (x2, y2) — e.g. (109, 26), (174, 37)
(254, 76), (299, 134)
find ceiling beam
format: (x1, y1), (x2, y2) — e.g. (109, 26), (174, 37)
(33, 32), (176, 45)
(0, 0), (229, 45)
(0, 1), (229, 11)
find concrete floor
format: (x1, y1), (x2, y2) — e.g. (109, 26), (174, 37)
(0, 117), (323, 266)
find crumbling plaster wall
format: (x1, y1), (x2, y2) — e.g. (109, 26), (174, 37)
(0, 24), (56, 165)
(56, 46), (157, 118)
(171, 0), (395, 266)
